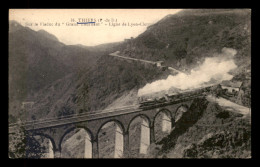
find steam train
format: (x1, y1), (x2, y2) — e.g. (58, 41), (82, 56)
(138, 85), (216, 108)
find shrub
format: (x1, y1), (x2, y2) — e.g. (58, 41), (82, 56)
(216, 111), (230, 119)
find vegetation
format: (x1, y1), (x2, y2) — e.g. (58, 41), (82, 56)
(146, 101), (251, 158)
(9, 9), (251, 122)
(9, 125), (45, 158)
(9, 9), (251, 158)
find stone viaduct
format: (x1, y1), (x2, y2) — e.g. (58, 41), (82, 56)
(9, 95), (204, 158)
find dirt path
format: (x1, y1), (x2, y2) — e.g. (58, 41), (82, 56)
(109, 51), (186, 74)
(206, 95), (251, 118)
(109, 51), (157, 64)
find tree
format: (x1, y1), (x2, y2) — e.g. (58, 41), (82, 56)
(58, 105), (74, 118)
(244, 89), (251, 110)
(9, 123), (45, 158)
(82, 83), (88, 110)
(211, 84), (223, 98)
(79, 81), (89, 113)
(215, 86), (223, 98)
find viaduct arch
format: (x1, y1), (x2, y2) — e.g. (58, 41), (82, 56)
(10, 98), (198, 158)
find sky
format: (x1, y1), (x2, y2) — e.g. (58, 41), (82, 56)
(9, 9), (183, 46)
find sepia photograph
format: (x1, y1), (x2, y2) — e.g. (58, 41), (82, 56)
(8, 9), (251, 159)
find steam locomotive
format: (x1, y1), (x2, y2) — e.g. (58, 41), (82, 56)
(138, 85), (216, 108)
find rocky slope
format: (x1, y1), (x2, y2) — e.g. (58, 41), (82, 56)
(146, 98), (251, 158)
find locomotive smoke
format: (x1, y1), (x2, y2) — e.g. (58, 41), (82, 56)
(138, 47), (238, 97)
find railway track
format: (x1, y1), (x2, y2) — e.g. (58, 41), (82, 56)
(9, 105), (141, 132)
(9, 92), (206, 133)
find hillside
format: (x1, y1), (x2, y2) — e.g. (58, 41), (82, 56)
(146, 97), (251, 158)
(120, 9), (251, 74)
(8, 9), (251, 158)
(9, 9), (251, 126)
(8, 21), (125, 121)
(9, 20), (113, 102)
(21, 54), (168, 121)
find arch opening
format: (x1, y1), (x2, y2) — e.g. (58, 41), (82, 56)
(60, 128), (92, 158)
(175, 105), (188, 123)
(33, 135), (54, 158)
(97, 121), (124, 158)
(154, 110), (172, 142)
(128, 115), (150, 157)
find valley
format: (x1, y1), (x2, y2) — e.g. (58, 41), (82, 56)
(8, 9), (251, 159)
